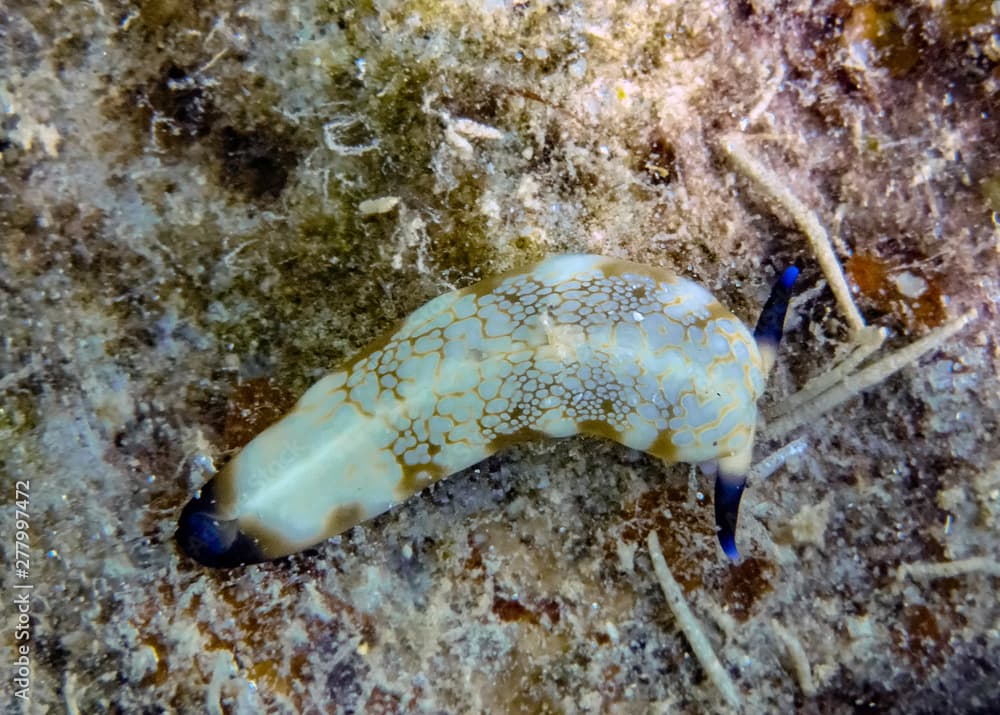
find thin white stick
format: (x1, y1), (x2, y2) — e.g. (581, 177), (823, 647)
(721, 134), (866, 335)
(748, 438), (808, 483)
(770, 326), (886, 419)
(743, 62), (786, 129)
(897, 556), (1000, 582)
(767, 310), (976, 438)
(647, 531), (742, 709)
(771, 619), (816, 697)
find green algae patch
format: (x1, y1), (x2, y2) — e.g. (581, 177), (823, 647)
(980, 175), (1000, 213)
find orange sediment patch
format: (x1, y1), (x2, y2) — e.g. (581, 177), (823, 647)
(845, 253), (947, 330)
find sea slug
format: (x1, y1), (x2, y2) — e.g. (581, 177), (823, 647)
(177, 255), (797, 568)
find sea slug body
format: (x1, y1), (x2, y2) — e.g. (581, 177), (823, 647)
(177, 255), (797, 568)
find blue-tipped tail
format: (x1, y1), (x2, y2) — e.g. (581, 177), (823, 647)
(754, 265), (799, 348)
(780, 265), (800, 290)
(754, 265), (799, 349)
(714, 477), (746, 561)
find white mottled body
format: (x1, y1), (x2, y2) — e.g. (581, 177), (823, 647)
(212, 255), (765, 559)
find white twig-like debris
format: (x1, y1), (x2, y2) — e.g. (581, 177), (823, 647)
(358, 196), (401, 215)
(323, 115), (379, 156)
(748, 437), (808, 483)
(450, 117), (504, 141)
(646, 531), (742, 710)
(768, 310), (976, 438)
(897, 556), (1000, 582)
(771, 618), (816, 697)
(742, 61), (786, 129)
(771, 326), (886, 419)
(697, 594), (739, 640)
(63, 670), (83, 715)
(721, 134), (866, 335)
(444, 116), (504, 160)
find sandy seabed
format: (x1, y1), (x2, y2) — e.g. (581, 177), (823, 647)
(1, 1), (998, 712)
